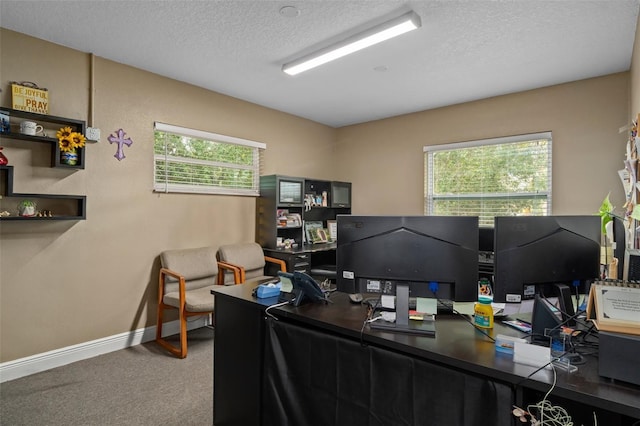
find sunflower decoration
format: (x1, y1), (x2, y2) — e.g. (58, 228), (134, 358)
(57, 126), (86, 153)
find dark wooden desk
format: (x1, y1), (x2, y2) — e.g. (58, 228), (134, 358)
(212, 283), (640, 426)
(263, 243), (336, 275)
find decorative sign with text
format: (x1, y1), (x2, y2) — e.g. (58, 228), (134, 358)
(11, 82), (49, 114)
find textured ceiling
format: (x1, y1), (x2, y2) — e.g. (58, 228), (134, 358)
(1, 0), (639, 127)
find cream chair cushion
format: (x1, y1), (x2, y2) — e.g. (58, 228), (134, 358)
(160, 246), (218, 312)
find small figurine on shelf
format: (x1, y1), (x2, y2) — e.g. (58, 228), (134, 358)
(17, 199), (37, 217)
(0, 146), (8, 165)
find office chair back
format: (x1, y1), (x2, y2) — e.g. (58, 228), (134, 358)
(217, 242), (287, 283)
(161, 247), (219, 294)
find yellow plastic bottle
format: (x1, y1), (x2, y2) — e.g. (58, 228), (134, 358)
(474, 295), (494, 329)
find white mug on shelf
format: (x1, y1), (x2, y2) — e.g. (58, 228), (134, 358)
(19, 120), (44, 136)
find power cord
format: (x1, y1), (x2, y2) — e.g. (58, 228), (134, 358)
(513, 362), (578, 426)
(358, 293), (382, 346)
(537, 294), (601, 363)
(264, 300), (292, 320)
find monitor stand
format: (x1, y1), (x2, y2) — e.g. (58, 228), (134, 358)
(369, 283), (436, 337)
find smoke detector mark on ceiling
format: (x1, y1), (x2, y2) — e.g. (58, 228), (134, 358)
(279, 6), (299, 18)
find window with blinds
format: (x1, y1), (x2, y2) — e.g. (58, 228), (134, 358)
(424, 132), (552, 226)
(154, 122), (265, 196)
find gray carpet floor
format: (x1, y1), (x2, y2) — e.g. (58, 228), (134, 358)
(1, 327), (214, 426)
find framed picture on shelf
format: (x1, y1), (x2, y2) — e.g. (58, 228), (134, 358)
(0, 112), (10, 134)
(327, 220), (337, 241)
(305, 221), (324, 244)
(316, 229), (329, 243)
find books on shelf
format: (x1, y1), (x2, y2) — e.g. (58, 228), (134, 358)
(586, 280), (640, 335)
(276, 209), (301, 228)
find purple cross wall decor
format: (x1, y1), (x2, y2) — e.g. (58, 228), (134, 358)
(108, 128), (133, 161)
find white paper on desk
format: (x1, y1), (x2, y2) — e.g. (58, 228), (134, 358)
(501, 299), (535, 315)
(380, 296), (437, 315)
(513, 342), (551, 370)
(416, 298), (437, 315)
(453, 301), (475, 316)
(381, 295), (395, 309)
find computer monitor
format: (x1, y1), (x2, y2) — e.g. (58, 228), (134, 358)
(493, 215), (601, 305)
(612, 216), (626, 279)
(336, 215), (479, 335)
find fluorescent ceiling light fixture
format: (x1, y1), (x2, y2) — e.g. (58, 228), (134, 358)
(282, 11), (421, 76)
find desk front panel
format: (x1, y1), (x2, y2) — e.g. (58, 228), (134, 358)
(274, 291), (640, 421)
(263, 317), (513, 426)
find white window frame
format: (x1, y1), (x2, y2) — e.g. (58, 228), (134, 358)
(424, 132), (552, 222)
(154, 122), (266, 196)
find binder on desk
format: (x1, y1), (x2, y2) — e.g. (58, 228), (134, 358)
(586, 280), (640, 335)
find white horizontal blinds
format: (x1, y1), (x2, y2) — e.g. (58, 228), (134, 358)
(425, 132), (552, 226)
(153, 122), (265, 196)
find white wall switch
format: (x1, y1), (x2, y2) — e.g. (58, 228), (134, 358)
(86, 127), (101, 142)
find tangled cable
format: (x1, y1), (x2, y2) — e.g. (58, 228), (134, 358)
(529, 400), (573, 426)
(512, 365), (577, 426)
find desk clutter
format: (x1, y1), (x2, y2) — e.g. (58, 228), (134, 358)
(330, 278), (640, 390)
(215, 281), (640, 426)
(251, 209), (640, 424)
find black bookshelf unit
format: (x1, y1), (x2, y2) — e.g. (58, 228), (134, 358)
(0, 108), (87, 221)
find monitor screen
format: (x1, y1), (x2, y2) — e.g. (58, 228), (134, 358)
(278, 179), (303, 205)
(493, 215), (601, 303)
(331, 181), (351, 208)
(336, 215), (479, 303)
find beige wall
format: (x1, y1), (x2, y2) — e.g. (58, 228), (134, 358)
(0, 19), (637, 363)
(337, 73), (630, 217)
(0, 29), (335, 362)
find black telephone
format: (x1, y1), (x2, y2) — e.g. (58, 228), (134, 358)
(278, 271), (326, 307)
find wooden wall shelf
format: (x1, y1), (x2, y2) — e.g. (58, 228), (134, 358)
(0, 165), (86, 220)
(0, 107), (88, 221)
(0, 107), (86, 169)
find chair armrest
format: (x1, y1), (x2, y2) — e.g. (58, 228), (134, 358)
(265, 256), (287, 273)
(159, 267), (187, 303)
(217, 261), (243, 285)
(160, 267), (183, 282)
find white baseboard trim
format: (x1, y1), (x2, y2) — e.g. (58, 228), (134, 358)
(0, 316), (211, 383)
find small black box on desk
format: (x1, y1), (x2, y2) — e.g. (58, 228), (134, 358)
(599, 331), (640, 386)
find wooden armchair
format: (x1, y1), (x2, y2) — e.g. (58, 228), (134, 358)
(217, 242), (287, 284)
(156, 246), (241, 358)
